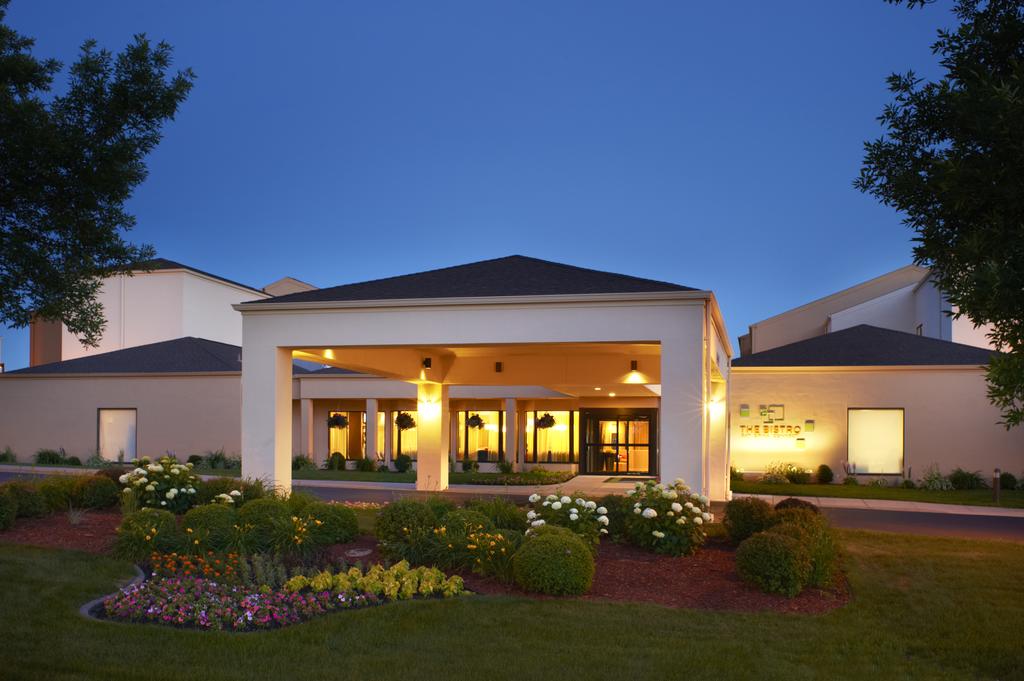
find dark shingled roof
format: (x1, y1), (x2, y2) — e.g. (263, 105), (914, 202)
(8, 338), (364, 376)
(142, 258), (265, 295)
(246, 255), (696, 305)
(8, 337), (244, 374)
(732, 324), (995, 367)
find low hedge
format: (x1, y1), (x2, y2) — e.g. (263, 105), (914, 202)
(193, 477), (266, 508)
(774, 497), (819, 514)
(304, 502), (359, 544)
(183, 504), (238, 552)
(513, 531), (594, 595)
(236, 497), (292, 553)
(465, 497), (527, 532)
(1, 481), (47, 518)
(723, 497), (775, 542)
(37, 476), (81, 512)
(735, 531), (811, 597)
(375, 499), (439, 546)
(0, 489), (17, 530)
(114, 509), (185, 561)
(75, 475), (120, 509)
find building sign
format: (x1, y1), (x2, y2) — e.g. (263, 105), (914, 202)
(739, 423), (802, 437)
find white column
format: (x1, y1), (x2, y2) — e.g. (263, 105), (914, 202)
(365, 399), (378, 462)
(300, 398), (315, 462)
(504, 398), (517, 471)
(415, 383), (450, 491)
(241, 345), (293, 493)
(383, 411), (393, 468)
(659, 330), (705, 495)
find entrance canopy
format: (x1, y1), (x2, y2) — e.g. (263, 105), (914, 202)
(234, 256), (731, 496)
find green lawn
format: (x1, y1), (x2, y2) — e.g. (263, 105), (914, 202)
(0, 531), (1022, 680)
(732, 480), (1024, 508)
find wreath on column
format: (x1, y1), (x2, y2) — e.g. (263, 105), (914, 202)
(536, 413), (556, 429)
(327, 413), (349, 429)
(395, 412), (416, 431)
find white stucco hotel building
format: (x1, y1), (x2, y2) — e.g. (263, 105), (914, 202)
(0, 256), (1020, 498)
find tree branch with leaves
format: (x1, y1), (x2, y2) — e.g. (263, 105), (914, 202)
(856, 0), (1024, 426)
(0, 0), (194, 346)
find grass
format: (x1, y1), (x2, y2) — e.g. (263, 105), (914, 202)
(0, 531), (1022, 680)
(732, 480), (1024, 508)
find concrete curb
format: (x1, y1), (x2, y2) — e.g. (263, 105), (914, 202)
(733, 492), (1024, 519)
(79, 563), (146, 622)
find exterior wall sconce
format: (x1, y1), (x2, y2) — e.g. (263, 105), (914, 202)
(422, 358), (432, 369)
(495, 361), (503, 373)
(630, 360), (638, 371)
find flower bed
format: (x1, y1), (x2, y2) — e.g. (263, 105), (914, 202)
(100, 556), (466, 631)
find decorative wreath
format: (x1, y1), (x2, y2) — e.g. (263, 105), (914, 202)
(395, 412), (416, 431)
(535, 413), (556, 429)
(466, 413), (486, 429)
(327, 413), (349, 429)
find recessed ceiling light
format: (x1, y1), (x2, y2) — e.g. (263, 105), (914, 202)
(609, 392), (617, 397)
(593, 387), (601, 391)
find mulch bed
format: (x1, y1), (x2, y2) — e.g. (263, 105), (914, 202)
(0, 511), (122, 554)
(1, 516), (848, 614)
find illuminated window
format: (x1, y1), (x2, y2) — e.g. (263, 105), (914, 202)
(328, 411), (365, 460)
(98, 408), (137, 461)
(524, 411), (575, 463)
(457, 411), (503, 462)
(848, 408), (904, 475)
(376, 412), (386, 462)
(393, 411), (418, 461)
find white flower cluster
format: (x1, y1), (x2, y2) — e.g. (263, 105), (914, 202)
(117, 456), (201, 511)
(526, 492), (609, 536)
(629, 478), (713, 545)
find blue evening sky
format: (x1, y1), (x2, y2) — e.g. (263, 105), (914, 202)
(2, 1), (952, 369)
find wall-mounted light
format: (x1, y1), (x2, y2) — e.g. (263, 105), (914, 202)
(609, 392), (617, 397)
(495, 361), (503, 373)
(422, 358), (432, 369)
(630, 360), (638, 371)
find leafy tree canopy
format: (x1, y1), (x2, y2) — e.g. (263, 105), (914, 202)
(0, 0), (194, 346)
(856, 0), (1024, 426)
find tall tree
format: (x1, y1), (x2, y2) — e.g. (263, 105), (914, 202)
(0, 0), (194, 346)
(856, 0), (1024, 426)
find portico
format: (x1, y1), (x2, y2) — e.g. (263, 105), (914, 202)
(235, 256), (732, 498)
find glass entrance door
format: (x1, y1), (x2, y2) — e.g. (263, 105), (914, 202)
(580, 409), (656, 476)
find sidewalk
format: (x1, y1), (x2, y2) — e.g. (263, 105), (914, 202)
(731, 492), (1024, 519)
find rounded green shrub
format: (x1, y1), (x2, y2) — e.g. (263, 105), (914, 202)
(513, 531), (594, 595)
(999, 471), (1017, 491)
(187, 454), (205, 465)
(724, 497), (775, 543)
(769, 510), (839, 587)
(75, 475), (120, 509)
(465, 497), (527, 532)
(1, 481), (47, 518)
(304, 502), (358, 544)
(527, 524), (578, 541)
(774, 497), (819, 514)
(735, 531), (811, 597)
(0, 489), (18, 530)
(237, 497), (292, 553)
(66, 456), (82, 466)
(285, 491), (318, 515)
(183, 503), (238, 552)
(37, 475), (81, 511)
(424, 496), (456, 520)
(114, 509), (184, 561)
(817, 464), (834, 484)
(34, 449), (65, 465)
(442, 508), (494, 533)
(375, 499), (438, 544)
(193, 477), (265, 508)
(393, 454), (412, 473)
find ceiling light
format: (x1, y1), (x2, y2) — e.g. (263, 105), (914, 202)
(593, 387), (601, 391)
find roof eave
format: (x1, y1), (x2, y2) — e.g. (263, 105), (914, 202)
(234, 289), (713, 312)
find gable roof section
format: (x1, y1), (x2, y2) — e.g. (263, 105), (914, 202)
(141, 258), (267, 296)
(7, 337), (244, 375)
(732, 324), (995, 368)
(244, 255), (697, 305)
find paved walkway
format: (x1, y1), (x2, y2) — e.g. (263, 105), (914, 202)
(4, 467), (1024, 540)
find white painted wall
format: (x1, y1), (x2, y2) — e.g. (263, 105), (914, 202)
(60, 270), (266, 360)
(829, 284), (917, 334)
(912, 279), (951, 340)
